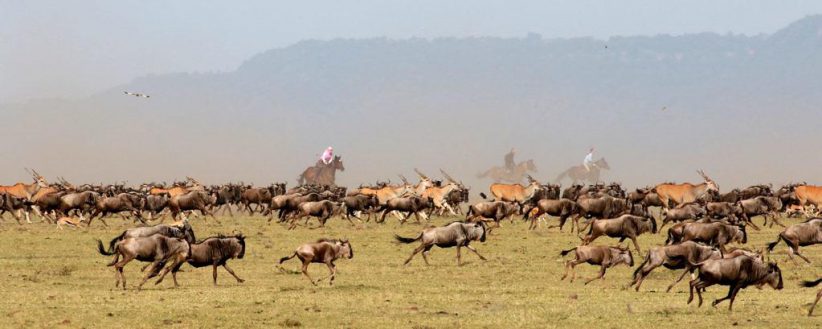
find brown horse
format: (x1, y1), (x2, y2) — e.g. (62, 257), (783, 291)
(477, 159), (537, 184)
(554, 158), (610, 185)
(298, 155), (345, 186)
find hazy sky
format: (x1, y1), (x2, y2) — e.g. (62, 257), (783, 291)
(3, 1), (822, 103)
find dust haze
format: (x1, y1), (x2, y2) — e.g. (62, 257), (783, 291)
(2, 12), (822, 193)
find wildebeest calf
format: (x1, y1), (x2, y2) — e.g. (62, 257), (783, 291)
(560, 245), (633, 284)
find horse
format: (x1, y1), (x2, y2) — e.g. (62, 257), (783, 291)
(298, 155), (345, 186)
(554, 158), (610, 185)
(477, 159), (537, 184)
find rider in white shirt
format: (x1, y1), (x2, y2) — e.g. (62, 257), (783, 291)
(583, 147), (595, 172)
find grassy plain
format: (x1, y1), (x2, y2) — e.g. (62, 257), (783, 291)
(0, 213), (819, 328)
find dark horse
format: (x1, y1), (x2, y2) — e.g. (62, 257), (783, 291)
(554, 158), (610, 185)
(298, 155), (345, 186)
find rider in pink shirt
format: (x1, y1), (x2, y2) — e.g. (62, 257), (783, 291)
(321, 146), (334, 164)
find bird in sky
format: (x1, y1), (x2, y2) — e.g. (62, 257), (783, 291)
(124, 91), (150, 98)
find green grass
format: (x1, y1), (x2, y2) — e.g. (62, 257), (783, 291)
(0, 213), (819, 328)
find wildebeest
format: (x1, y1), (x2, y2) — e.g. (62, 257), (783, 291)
(630, 241), (719, 292)
(660, 202), (706, 230)
(738, 196), (784, 228)
(288, 200), (340, 229)
(466, 201), (520, 227)
(142, 194), (169, 221)
(559, 245), (633, 284)
(377, 196), (431, 224)
(169, 234), (246, 286)
(654, 170), (718, 209)
(278, 238), (353, 285)
(57, 191), (99, 219)
(97, 235), (191, 290)
(88, 193), (144, 226)
(706, 201), (743, 223)
(395, 221), (487, 266)
(576, 195), (629, 220)
(169, 190), (217, 222)
(240, 187), (274, 215)
(766, 218), (822, 263)
(522, 198), (579, 231)
(341, 194), (378, 223)
(582, 215), (657, 253)
(687, 256), (783, 311)
(96, 220), (196, 255)
(277, 193), (321, 221)
(669, 221), (747, 252)
(802, 278), (822, 316)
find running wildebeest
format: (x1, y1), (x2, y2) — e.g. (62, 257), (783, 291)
(523, 198), (579, 231)
(582, 215), (657, 253)
(802, 278), (822, 316)
(378, 196), (430, 224)
(97, 235), (191, 290)
(766, 218), (822, 264)
(659, 202), (706, 229)
(395, 221), (487, 266)
(88, 193), (144, 226)
(630, 241), (720, 292)
(278, 238), (353, 285)
(687, 256), (783, 311)
(96, 220), (196, 255)
(466, 201), (519, 227)
(341, 194), (378, 224)
(560, 245), (633, 284)
(169, 190), (217, 222)
(671, 221), (747, 252)
(288, 200), (340, 229)
(168, 234), (246, 286)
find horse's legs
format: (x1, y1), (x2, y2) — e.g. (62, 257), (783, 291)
(223, 264), (244, 283)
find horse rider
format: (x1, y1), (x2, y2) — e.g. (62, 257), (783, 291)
(319, 146), (334, 166)
(504, 148), (516, 174)
(583, 147), (596, 172)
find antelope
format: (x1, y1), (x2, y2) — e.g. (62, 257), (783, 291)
(654, 170), (719, 209)
(0, 169), (49, 223)
(485, 175), (543, 205)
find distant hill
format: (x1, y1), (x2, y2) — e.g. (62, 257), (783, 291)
(3, 16), (821, 188)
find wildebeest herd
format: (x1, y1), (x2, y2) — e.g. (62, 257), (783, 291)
(1, 168), (821, 315)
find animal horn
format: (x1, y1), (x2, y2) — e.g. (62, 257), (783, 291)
(414, 168), (429, 180)
(398, 174), (408, 184)
(439, 169), (457, 183)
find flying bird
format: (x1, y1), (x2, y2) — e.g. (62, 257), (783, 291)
(123, 91), (150, 98)
(661, 106), (667, 111)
